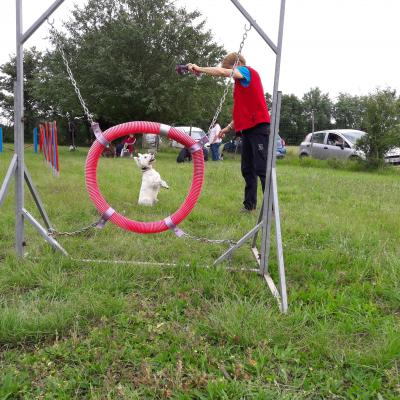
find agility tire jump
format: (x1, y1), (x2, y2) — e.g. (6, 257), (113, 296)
(85, 121), (205, 234)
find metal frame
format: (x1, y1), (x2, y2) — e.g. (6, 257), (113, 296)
(0, 0), (67, 257)
(2, 0), (286, 311)
(215, 0), (288, 313)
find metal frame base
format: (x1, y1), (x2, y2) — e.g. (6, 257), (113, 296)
(0, 158), (67, 256)
(214, 167), (287, 313)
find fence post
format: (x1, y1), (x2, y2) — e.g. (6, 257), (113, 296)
(33, 127), (38, 153)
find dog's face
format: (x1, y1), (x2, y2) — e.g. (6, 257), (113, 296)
(134, 153), (155, 169)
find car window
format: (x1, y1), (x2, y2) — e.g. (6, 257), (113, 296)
(311, 132), (325, 144)
(341, 131), (365, 144)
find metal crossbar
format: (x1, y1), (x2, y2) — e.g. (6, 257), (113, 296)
(2, 0), (287, 313)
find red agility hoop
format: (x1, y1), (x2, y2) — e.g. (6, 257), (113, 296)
(85, 121), (205, 234)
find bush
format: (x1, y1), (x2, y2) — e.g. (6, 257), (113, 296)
(357, 88), (400, 168)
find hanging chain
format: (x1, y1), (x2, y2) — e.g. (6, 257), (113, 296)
(48, 221), (100, 237)
(47, 19), (95, 125)
(181, 231), (237, 246)
(207, 24), (251, 134)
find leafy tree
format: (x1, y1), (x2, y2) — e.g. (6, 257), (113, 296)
(279, 94), (307, 144)
(357, 88), (400, 167)
(33, 0), (228, 134)
(0, 48), (45, 139)
(302, 87), (333, 132)
(333, 93), (365, 129)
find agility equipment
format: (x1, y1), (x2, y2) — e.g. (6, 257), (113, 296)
(37, 121), (59, 176)
(2, 0), (288, 313)
(86, 121), (205, 234)
(0, 127), (3, 153)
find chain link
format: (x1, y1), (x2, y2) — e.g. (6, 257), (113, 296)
(182, 232), (237, 246)
(47, 20), (95, 125)
(207, 24), (251, 134)
(48, 220), (100, 238)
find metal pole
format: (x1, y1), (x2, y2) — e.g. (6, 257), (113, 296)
(260, 0), (286, 274)
(230, 0), (278, 54)
(0, 127), (3, 153)
(15, 0), (25, 256)
(21, 0), (65, 44)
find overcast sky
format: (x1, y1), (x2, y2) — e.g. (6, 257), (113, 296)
(1, 0), (400, 100)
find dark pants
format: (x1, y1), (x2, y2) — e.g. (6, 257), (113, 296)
(210, 143), (220, 161)
(240, 123), (270, 210)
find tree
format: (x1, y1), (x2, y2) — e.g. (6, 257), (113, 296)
(33, 0), (228, 133)
(279, 94), (307, 144)
(333, 93), (365, 129)
(302, 87), (333, 132)
(356, 88), (400, 167)
(0, 48), (45, 139)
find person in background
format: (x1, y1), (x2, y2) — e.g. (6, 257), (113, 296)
(208, 121), (222, 161)
(121, 133), (136, 157)
(187, 52), (271, 212)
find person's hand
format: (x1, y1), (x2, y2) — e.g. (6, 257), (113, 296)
(187, 63), (201, 75)
(218, 126), (230, 139)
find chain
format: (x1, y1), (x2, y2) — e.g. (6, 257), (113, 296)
(47, 19), (95, 125)
(48, 220), (100, 237)
(207, 24), (251, 134)
(182, 232), (237, 246)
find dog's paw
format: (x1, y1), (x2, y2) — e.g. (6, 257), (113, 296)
(161, 180), (169, 189)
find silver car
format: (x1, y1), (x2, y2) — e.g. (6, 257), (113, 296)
(299, 129), (365, 161)
(299, 129), (400, 164)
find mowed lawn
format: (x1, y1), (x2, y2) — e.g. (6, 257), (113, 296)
(0, 145), (399, 399)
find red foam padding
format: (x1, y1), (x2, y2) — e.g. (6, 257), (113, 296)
(85, 121), (204, 234)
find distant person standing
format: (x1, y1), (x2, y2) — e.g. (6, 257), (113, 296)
(208, 122), (222, 161)
(187, 52), (271, 212)
(68, 118), (77, 151)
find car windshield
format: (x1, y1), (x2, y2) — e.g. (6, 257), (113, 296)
(341, 131), (365, 144)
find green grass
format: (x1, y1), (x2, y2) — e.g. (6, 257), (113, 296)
(0, 145), (399, 399)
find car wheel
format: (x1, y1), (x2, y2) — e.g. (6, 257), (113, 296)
(299, 153), (309, 159)
(349, 155), (360, 162)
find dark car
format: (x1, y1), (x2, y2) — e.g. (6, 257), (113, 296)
(223, 135), (286, 158)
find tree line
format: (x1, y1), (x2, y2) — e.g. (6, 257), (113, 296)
(0, 0), (399, 164)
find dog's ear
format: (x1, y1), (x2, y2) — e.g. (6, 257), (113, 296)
(138, 153), (142, 157)
(133, 156), (140, 166)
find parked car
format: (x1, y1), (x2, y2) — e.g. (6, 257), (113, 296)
(172, 126), (209, 163)
(299, 129), (365, 161)
(276, 135), (287, 159)
(299, 129), (400, 164)
(171, 126), (210, 149)
(223, 134), (287, 158)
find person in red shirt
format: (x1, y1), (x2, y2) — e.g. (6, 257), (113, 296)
(122, 134), (136, 157)
(188, 53), (270, 212)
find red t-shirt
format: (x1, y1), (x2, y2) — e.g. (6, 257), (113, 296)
(233, 66), (270, 131)
(122, 136), (136, 153)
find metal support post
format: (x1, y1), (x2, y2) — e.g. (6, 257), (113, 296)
(0, 0), (66, 258)
(15, 0), (25, 256)
(215, 0), (288, 313)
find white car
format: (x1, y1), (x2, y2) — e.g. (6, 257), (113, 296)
(299, 129), (400, 164)
(170, 126), (210, 149)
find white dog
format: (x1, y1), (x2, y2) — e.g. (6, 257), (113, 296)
(134, 153), (169, 206)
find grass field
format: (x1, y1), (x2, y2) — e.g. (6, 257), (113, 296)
(0, 145), (399, 399)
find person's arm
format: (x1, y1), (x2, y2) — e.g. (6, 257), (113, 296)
(218, 121), (234, 139)
(187, 64), (243, 80)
